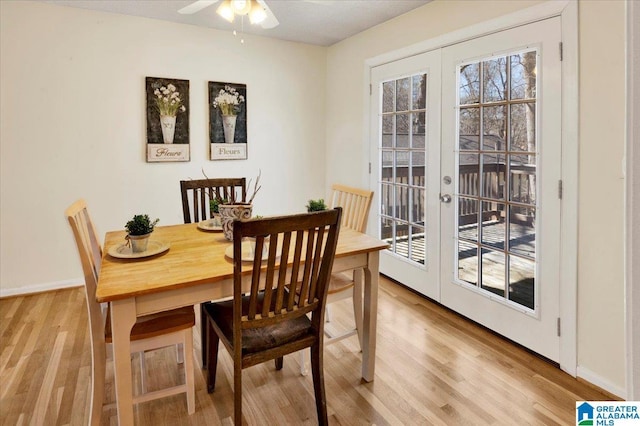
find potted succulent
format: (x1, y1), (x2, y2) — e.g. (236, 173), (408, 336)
(209, 197), (228, 227)
(306, 199), (327, 212)
(125, 214), (159, 253)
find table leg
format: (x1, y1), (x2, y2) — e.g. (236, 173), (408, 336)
(361, 251), (379, 382)
(110, 298), (136, 425)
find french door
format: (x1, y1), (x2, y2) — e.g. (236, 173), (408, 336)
(371, 17), (562, 361)
(370, 51), (441, 300)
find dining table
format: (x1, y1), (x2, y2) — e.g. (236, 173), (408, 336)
(97, 221), (388, 425)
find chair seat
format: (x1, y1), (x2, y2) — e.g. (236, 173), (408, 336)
(204, 293), (312, 355)
(105, 306), (195, 343)
(327, 271), (354, 295)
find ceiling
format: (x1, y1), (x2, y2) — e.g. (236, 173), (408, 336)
(43, 0), (431, 46)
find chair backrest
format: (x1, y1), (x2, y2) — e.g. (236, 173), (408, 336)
(65, 200), (107, 417)
(180, 178), (247, 223)
(329, 184), (374, 233)
(232, 208), (342, 340)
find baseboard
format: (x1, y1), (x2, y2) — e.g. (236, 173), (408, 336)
(577, 365), (627, 400)
(0, 278), (83, 299)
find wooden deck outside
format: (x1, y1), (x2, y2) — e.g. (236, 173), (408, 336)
(390, 219), (536, 309)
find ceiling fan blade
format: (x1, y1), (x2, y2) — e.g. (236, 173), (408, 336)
(256, 0), (279, 29)
(178, 0), (219, 15)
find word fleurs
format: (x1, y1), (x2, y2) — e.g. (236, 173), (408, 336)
(155, 148), (183, 157)
(217, 147), (242, 155)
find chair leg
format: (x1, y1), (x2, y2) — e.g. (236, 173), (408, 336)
(275, 356), (283, 370)
(90, 343), (107, 426)
(184, 328), (195, 414)
(325, 304), (332, 323)
(353, 268), (364, 351)
(298, 350), (309, 376)
(200, 303), (208, 368)
(234, 363), (242, 426)
(206, 320), (220, 393)
(310, 342), (328, 425)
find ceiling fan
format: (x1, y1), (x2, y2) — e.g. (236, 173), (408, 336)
(178, 0), (279, 29)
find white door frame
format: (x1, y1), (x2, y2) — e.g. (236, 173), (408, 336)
(363, 0), (578, 376)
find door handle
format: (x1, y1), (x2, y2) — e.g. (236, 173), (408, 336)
(439, 194), (452, 203)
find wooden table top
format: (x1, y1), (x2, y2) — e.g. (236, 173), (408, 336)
(97, 223), (388, 303)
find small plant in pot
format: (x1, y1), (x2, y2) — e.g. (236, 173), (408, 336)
(125, 214), (159, 253)
(306, 199), (327, 212)
(209, 197), (228, 226)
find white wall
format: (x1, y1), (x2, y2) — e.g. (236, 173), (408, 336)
(576, 0), (626, 396)
(0, 2), (327, 294)
(626, 0), (640, 400)
(324, 0), (627, 396)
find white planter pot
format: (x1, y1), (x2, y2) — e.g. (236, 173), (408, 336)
(160, 115), (176, 144)
(222, 114), (237, 144)
(127, 233), (151, 253)
(218, 203), (252, 241)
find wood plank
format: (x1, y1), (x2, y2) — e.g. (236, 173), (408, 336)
(0, 276), (617, 425)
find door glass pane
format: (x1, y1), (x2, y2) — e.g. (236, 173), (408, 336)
(459, 153), (479, 196)
(396, 77), (410, 111)
(395, 151), (409, 184)
(458, 241), (478, 285)
(510, 52), (537, 100)
(396, 185), (409, 221)
(510, 103), (536, 151)
(483, 57), (507, 102)
(382, 115), (393, 147)
(482, 153), (506, 199)
(412, 74), (426, 109)
(483, 105), (506, 150)
(509, 205), (536, 259)
(410, 225), (425, 264)
(411, 112), (426, 148)
(481, 248), (506, 296)
(509, 255), (535, 309)
(510, 154), (536, 204)
(381, 151), (393, 183)
(378, 72), (428, 266)
(383, 81), (395, 113)
(481, 201), (506, 249)
(396, 113), (410, 147)
(411, 151), (425, 187)
(459, 63), (480, 105)
(459, 108), (480, 149)
(458, 197), (478, 242)
(411, 188), (425, 224)
(455, 49), (538, 311)
(380, 183), (393, 216)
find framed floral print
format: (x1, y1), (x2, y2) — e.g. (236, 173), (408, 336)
(209, 81), (247, 160)
(146, 77), (190, 162)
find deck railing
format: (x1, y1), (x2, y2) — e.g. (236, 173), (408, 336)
(380, 162), (535, 238)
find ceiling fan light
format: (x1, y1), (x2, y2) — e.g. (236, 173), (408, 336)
(216, 0), (235, 22)
(249, 1), (266, 24)
(231, 0), (251, 16)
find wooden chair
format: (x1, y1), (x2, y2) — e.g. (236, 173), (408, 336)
(65, 199), (195, 425)
(300, 184), (374, 374)
(180, 178), (246, 224)
(204, 208), (342, 426)
(180, 177), (247, 367)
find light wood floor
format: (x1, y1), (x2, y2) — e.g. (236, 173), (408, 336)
(0, 276), (614, 425)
